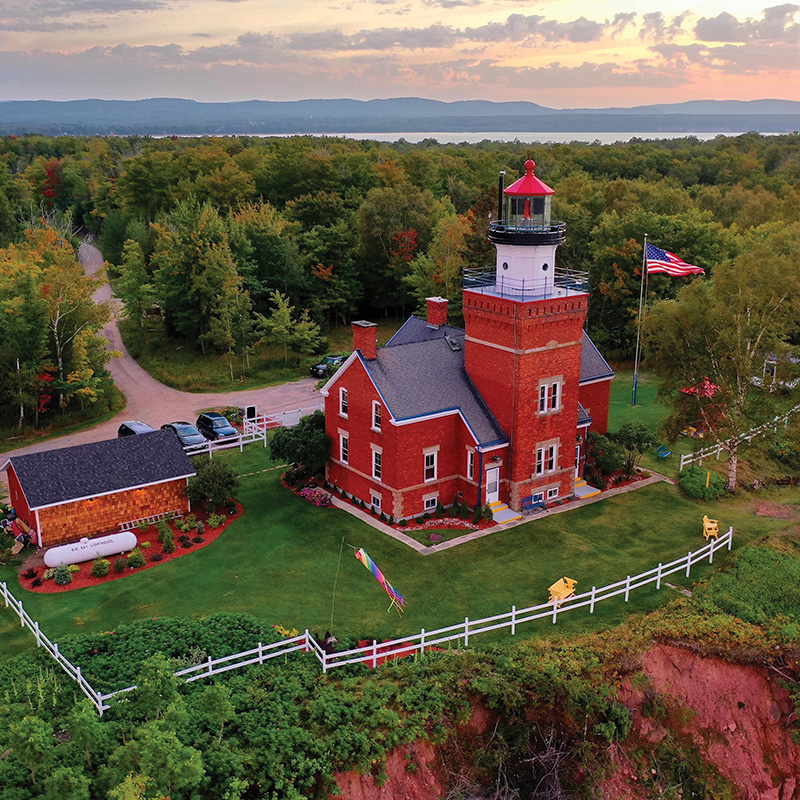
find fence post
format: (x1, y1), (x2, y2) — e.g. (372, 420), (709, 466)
(239, 435), (244, 452)
(54, 642), (59, 661)
(709, 542), (714, 564)
(208, 440), (213, 459)
(511, 605), (516, 635)
(207, 655), (213, 677)
(686, 552), (692, 578)
(656, 563), (662, 590)
(258, 641), (263, 664)
(18, 601), (24, 627)
(34, 620), (41, 647)
(590, 586), (596, 613)
(727, 529), (732, 550)
(372, 639), (377, 669)
(321, 649), (328, 674)
(552, 599), (559, 624)
(624, 576), (631, 602)
(464, 617), (469, 647)
(420, 628), (425, 655)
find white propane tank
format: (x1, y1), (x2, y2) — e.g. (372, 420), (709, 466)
(43, 531), (139, 568)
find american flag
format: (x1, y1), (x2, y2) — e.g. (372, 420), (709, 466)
(645, 243), (705, 276)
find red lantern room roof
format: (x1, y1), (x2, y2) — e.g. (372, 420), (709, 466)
(504, 160), (555, 197)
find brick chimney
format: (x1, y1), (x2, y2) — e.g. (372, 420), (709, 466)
(426, 296), (448, 328)
(352, 320), (377, 360)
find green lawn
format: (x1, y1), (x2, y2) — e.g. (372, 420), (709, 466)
(119, 316), (406, 392)
(2, 444), (796, 665)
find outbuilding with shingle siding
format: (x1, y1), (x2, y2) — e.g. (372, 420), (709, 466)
(1, 431), (196, 547)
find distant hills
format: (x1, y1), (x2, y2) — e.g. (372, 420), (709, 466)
(1, 97), (799, 136)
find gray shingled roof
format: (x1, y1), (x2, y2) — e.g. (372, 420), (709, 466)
(386, 316), (466, 347)
(6, 431), (196, 509)
(364, 332), (507, 447)
(580, 330), (615, 382)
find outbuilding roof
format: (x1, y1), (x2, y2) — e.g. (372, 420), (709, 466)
(3, 431), (196, 510)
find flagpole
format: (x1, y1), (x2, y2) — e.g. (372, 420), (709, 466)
(632, 234), (648, 406)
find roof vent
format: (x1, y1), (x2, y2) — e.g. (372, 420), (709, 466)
(445, 335), (462, 351)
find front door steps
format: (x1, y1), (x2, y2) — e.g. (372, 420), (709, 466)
(488, 500), (522, 523)
(574, 478), (601, 499)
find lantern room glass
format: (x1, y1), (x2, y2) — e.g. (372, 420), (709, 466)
(503, 194), (552, 231)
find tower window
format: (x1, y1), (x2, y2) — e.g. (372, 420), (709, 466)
(502, 261), (509, 271)
(424, 451), (437, 482)
(538, 378), (562, 415)
(535, 443), (558, 476)
(339, 388), (348, 417)
(542, 263), (549, 271)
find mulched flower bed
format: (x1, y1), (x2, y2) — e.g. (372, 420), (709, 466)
(17, 502), (243, 594)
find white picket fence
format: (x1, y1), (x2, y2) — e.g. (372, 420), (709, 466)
(0, 581), (106, 712)
(182, 405), (323, 459)
(0, 528), (732, 714)
(679, 406), (800, 472)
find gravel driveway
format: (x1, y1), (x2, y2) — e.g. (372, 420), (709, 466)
(1, 242), (323, 465)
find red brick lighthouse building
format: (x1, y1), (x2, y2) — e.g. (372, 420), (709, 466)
(322, 161), (613, 522)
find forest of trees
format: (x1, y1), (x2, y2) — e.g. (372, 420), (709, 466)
(1, 131), (800, 428)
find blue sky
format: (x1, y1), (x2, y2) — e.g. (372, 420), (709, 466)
(2, 0), (799, 105)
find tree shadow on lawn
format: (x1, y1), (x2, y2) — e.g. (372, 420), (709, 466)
(1, 474), (793, 660)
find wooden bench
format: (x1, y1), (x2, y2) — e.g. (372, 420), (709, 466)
(702, 514), (720, 540)
(521, 495), (547, 515)
(548, 577), (577, 605)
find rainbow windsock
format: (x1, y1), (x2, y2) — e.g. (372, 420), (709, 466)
(355, 548), (405, 610)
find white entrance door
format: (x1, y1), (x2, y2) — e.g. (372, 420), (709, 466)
(574, 443), (582, 478)
(486, 467), (500, 504)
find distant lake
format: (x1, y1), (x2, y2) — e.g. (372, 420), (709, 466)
(187, 131), (783, 145)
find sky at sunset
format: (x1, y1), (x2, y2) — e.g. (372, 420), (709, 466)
(1, 0), (799, 107)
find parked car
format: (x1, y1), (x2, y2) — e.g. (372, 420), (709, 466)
(160, 421), (207, 447)
(117, 420), (156, 437)
(310, 355), (347, 378)
(196, 412), (239, 440)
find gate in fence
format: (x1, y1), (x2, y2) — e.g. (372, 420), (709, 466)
(1, 527), (733, 715)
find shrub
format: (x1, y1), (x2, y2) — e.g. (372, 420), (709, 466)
(187, 460), (240, 507)
(90, 558), (110, 578)
(31, 578), (42, 587)
(21, 568), (37, 580)
(588, 432), (626, 476)
(416, 517), (424, 524)
(435, 502), (444, 518)
(156, 520), (171, 543)
(400, 519), (407, 527)
(196, 521), (205, 537)
(388, 516), (395, 525)
(161, 529), (175, 554)
(207, 514), (225, 528)
(127, 549), (146, 569)
(192, 536), (204, 544)
(183, 540), (194, 548)
(299, 486), (333, 507)
(423, 512), (431, 520)
(678, 467), (727, 500)
(54, 564), (72, 586)
(43, 568), (56, 580)
(140, 541), (151, 549)
(68, 564), (80, 573)
(114, 558), (126, 573)
(136, 520), (151, 532)
(150, 552), (163, 562)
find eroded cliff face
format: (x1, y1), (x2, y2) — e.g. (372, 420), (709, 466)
(603, 644), (800, 800)
(334, 644), (800, 800)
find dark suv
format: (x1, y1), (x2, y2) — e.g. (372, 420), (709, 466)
(310, 355), (346, 378)
(117, 420), (156, 437)
(161, 421), (206, 447)
(196, 412), (238, 440)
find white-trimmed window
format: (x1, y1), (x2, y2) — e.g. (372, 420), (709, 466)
(466, 449), (475, 480)
(532, 491), (545, 504)
(340, 434), (349, 464)
(372, 449), (382, 480)
(372, 401), (382, 431)
(535, 443), (557, 475)
(538, 379), (562, 414)
(424, 451), (437, 481)
(371, 493), (382, 510)
(339, 387), (348, 417)
(547, 487), (559, 500)
(424, 496), (438, 511)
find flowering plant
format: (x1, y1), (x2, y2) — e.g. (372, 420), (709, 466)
(299, 487), (333, 507)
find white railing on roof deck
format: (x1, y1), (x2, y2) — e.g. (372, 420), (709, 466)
(0, 527), (732, 714)
(679, 405), (800, 472)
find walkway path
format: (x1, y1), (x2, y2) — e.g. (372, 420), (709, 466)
(1, 242), (322, 464)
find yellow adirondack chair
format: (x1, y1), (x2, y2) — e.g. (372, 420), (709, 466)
(548, 577), (577, 605)
(702, 515), (720, 540)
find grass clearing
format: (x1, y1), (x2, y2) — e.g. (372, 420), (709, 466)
(2, 452), (796, 665)
(119, 316), (406, 392)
